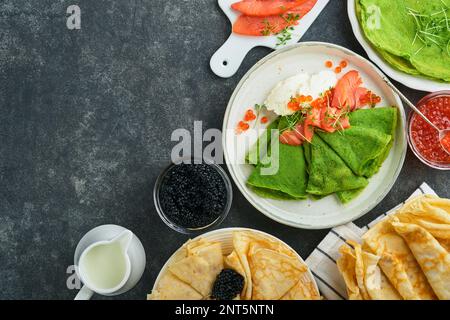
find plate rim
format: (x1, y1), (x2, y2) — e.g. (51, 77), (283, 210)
(151, 227), (320, 298)
(346, 0), (450, 92)
(222, 41), (407, 229)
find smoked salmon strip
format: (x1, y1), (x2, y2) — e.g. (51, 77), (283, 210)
(232, 0), (317, 36)
(231, 0), (309, 17)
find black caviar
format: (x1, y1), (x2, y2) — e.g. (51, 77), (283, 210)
(158, 163), (228, 229)
(211, 269), (245, 300)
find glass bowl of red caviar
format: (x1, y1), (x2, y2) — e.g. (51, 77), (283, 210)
(407, 91), (450, 170)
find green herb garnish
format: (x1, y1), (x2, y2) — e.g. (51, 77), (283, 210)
(407, 6), (450, 56)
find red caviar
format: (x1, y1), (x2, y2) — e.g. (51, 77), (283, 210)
(261, 116), (269, 124)
(334, 66), (342, 74)
(288, 95), (314, 111)
(410, 95), (450, 164)
(236, 121), (250, 134)
(244, 109), (257, 121)
(325, 60), (333, 68)
(359, 91), (382, 107)
(339, 60), (348, 68)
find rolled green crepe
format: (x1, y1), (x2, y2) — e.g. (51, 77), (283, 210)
(306, 135), (368, 197)
(247, 143), (308, 200)
(317, 126), (391, 177)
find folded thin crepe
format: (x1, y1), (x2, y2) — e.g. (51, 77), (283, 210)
(305, 135), (368, 196)
(149, 272), (203, 300)
(149, 239), (224, 300)
(337, 244), (364, 300)
(362, 217), (437, 300)
(317, 126), (392, 177)
(168, 242), (224, 297)
(334, 107), (398, 203)
(249, 248), (306, 300)
(394, 195), (450, 249)
(336, 188), (365, 204)
(230, 232), (306, 300)
(246, 119), (280, 165)
(247, 143), (308, 200)
(280, 272), (321, 300)
(348, 107), (398, 175)
(337, 241), (401, 300)
(392, 219), (450, 300)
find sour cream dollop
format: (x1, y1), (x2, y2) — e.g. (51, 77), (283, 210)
(264, 70), (337, 116)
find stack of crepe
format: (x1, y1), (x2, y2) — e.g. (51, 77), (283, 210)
(247, 107), (397, 203)
(337, 195), (450, 300)
(149, 231), (320, 300)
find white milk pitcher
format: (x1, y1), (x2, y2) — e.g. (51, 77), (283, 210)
(75, 230), (133, 300)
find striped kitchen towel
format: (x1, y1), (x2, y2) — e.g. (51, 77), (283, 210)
(305, 182), (437, 300)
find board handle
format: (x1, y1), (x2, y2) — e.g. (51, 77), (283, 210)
(210, 35), (255, 78)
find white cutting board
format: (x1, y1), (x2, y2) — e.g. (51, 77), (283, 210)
(210, 0), (330, 78)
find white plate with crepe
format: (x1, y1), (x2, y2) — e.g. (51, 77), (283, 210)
(347, 0), (450, 92)
(222, 42), (407, 230)
(150, 228), (320, 300)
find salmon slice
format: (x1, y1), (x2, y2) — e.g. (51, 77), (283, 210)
(296, 121), (314, 143)
(231, 0), (307, 17)
(280, 129), (304, 146)
(331, 70), (367, 110)
(320, 107), (351, 133)
(233, 0), (317, 36)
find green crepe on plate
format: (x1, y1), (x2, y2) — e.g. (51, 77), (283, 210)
(247, 142), (308, 200)
(350, 107), (397, 175)
(317, 126), (391, 178)
(357, 0), (450, 82)
(246, 118), (280, 166)
(305, 135), (368, 197)
(335, 107), (398, 203)
(354, 0), (421, 76)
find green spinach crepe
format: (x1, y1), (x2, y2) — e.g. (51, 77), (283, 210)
(355, 0), (421, 76)
(305, 135), (368, 197)
(317, 107), (397, 178)
(246, 119), (280, 165)
(353, 107), (397, 171)
(317, 126), (391, 177)
(335, 107), (398, 203)
(247, 143), (308, 200)
(357, 0), (450, 82)
(245, 107), (397, 204)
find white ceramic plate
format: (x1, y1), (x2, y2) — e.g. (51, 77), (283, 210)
(222, 42), (407, 229)
(347, 0), (450, 92)
(152, 228), (319, 298)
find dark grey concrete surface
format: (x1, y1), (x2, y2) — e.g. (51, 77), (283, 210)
(0, 0), (448, 300)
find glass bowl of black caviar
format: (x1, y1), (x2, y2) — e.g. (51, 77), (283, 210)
(154, 160), (233, 234)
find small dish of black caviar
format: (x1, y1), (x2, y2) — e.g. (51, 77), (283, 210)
(154, 159), (233, 234)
